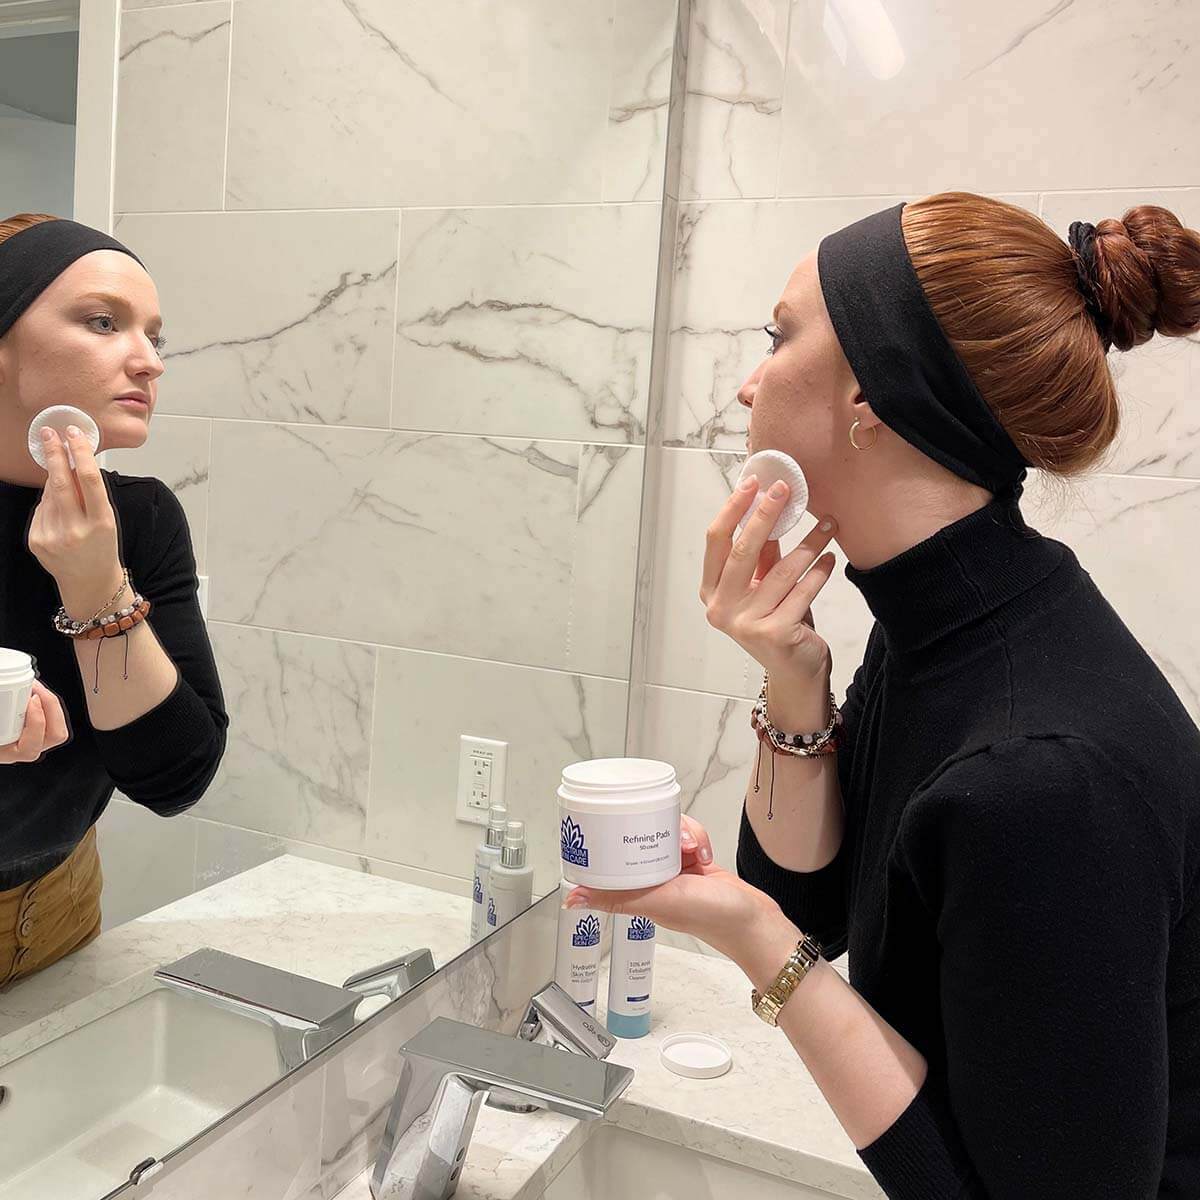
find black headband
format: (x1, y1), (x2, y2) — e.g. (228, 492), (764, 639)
(817, 203), (1029, 505)
(0, 219), (144, 341)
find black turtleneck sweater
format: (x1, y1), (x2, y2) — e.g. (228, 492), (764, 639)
(737, 496), (1200, 1199)
(1, 470), (228, 891)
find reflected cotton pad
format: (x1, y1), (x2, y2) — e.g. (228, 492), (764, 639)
(736, 449), (808, 540)
(27, 406), (101, 471)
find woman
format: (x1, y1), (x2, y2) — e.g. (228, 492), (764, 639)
(566, 194), (1200, 1198)
(0, 214), (227, 987)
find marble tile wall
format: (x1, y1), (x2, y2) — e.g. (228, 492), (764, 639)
(99, 0), (680, 916)
(631, 0), (1200, 967)
(97, 0), (1200, 960)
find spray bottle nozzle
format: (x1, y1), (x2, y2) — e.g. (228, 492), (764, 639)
(501, 820), (527, 868)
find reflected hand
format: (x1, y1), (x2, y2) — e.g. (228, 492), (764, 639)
(27, 426), (124, 614)
(0, 679), (71, 763)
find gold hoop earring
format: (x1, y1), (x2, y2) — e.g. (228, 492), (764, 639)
(849, 419), (877, 451)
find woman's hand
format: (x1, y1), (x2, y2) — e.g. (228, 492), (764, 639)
(565, 814), (799, 980)
(0, 679), (70, 763)
(701, 476), (838, 686)
(27, 426), (126, 620)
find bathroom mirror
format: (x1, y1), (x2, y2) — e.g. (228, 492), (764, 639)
(0, 0), (681, 1194)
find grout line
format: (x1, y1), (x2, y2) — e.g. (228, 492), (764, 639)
(114, 199), (663, 216)
(203, 416), (213, 571)
(190, 816), (470, 888)
(362, 651), (381, 851)
(219, 0), (234, 209)
(384, 209), (403, 430)
(773, 0), (796, 201)
(202, 618), (634, 684)
(156, 411), (645, 448)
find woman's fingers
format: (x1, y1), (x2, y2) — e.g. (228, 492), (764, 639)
(65, 426), (107, 517)
(31, 680), (69, 750)
(752, 538), (782, 588)
(40, 428), (83, 512)
(680, 813), (714, 864)
(743, 517), (838, 619)
(565, 881), (663, 917)
(0, 693), (45, 762)
(716, 481), (792, 602)
(771, 549), (837, 620)
(700, 475), (760, 604)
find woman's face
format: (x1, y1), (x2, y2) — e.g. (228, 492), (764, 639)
(737, 251), (862, 515)
(0, 249), (164, 455)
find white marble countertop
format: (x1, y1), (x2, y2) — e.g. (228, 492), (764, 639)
(334, 944), (884, 1200)
(0, 855), (474, 1065)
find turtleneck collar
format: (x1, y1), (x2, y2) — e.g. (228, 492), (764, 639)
(0, 476), (45, 513)
(844, 496), (1068, 658)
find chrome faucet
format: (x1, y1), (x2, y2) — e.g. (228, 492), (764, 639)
(344, 949), (436, 1003)
(486, 980), (616, 1113)
(371, 1000), (633, 1199)
(154, 947), (361, 1072)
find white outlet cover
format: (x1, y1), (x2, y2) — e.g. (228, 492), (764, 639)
(456, 735), (508, 826)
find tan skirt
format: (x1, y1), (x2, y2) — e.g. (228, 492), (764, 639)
(0, 825), (103, 990)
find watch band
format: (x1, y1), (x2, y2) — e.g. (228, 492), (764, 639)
(750, 932), (822, 1026)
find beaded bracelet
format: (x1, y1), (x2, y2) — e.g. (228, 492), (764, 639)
(749, 673), (843, 820)
(51, 568), (153, 693)
(751, 674), (842, 758)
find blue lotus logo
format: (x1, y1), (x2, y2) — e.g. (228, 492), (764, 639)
(560, 816), (589, 867)
(627, 915), (655, 941)
(571, 913), (601, 948)
(473, 873), (483, 904)
(487, 897), (497, 927)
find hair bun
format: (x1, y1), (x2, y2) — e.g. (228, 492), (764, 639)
(1090, 205), (1200, 351)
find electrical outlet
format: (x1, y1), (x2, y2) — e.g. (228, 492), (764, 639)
(456, 736), (508, 826)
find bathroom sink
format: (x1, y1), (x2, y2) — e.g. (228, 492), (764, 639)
(541, 1124), (846, 1199)
(0, 985), (283, 1200)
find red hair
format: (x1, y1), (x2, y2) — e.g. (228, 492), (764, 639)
(0, 212), (60, 248)
(902, 193), (1200, 477)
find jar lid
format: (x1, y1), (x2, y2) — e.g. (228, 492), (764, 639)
(659, 1032), (732, 1079)
(0, 648), (35, 681)
(559, 758), (676, 795)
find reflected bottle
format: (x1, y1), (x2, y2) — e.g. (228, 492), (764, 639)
(470, 804), (507, 944)
(487, 820), (534, 931)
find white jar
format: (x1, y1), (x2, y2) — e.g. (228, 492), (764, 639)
(0, 649), (36, 748)
(558, 758), (681, 890)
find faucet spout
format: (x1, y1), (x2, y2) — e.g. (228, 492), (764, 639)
(371, 1016), (633, 1199)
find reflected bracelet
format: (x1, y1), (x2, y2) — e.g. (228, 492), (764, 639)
(52, 568), (152, 693)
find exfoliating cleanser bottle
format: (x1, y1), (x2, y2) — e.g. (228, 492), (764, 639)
(607, 913), (656, 1038)
(470, 804), (507, 944)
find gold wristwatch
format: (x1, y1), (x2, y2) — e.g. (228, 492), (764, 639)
(751, 932), (823, 1026)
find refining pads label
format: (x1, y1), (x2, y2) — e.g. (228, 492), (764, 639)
(560, 812), (677, 878)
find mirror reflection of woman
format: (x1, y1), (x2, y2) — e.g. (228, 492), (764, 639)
(569, 194), (1200, 1198)
(0, 215), (228, 988)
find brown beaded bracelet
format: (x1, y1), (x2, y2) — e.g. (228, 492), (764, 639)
(79, 598), (152, 640)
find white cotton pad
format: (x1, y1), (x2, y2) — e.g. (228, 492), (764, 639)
(27, 406), (101, 471)
(736, 449), (809, 540)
